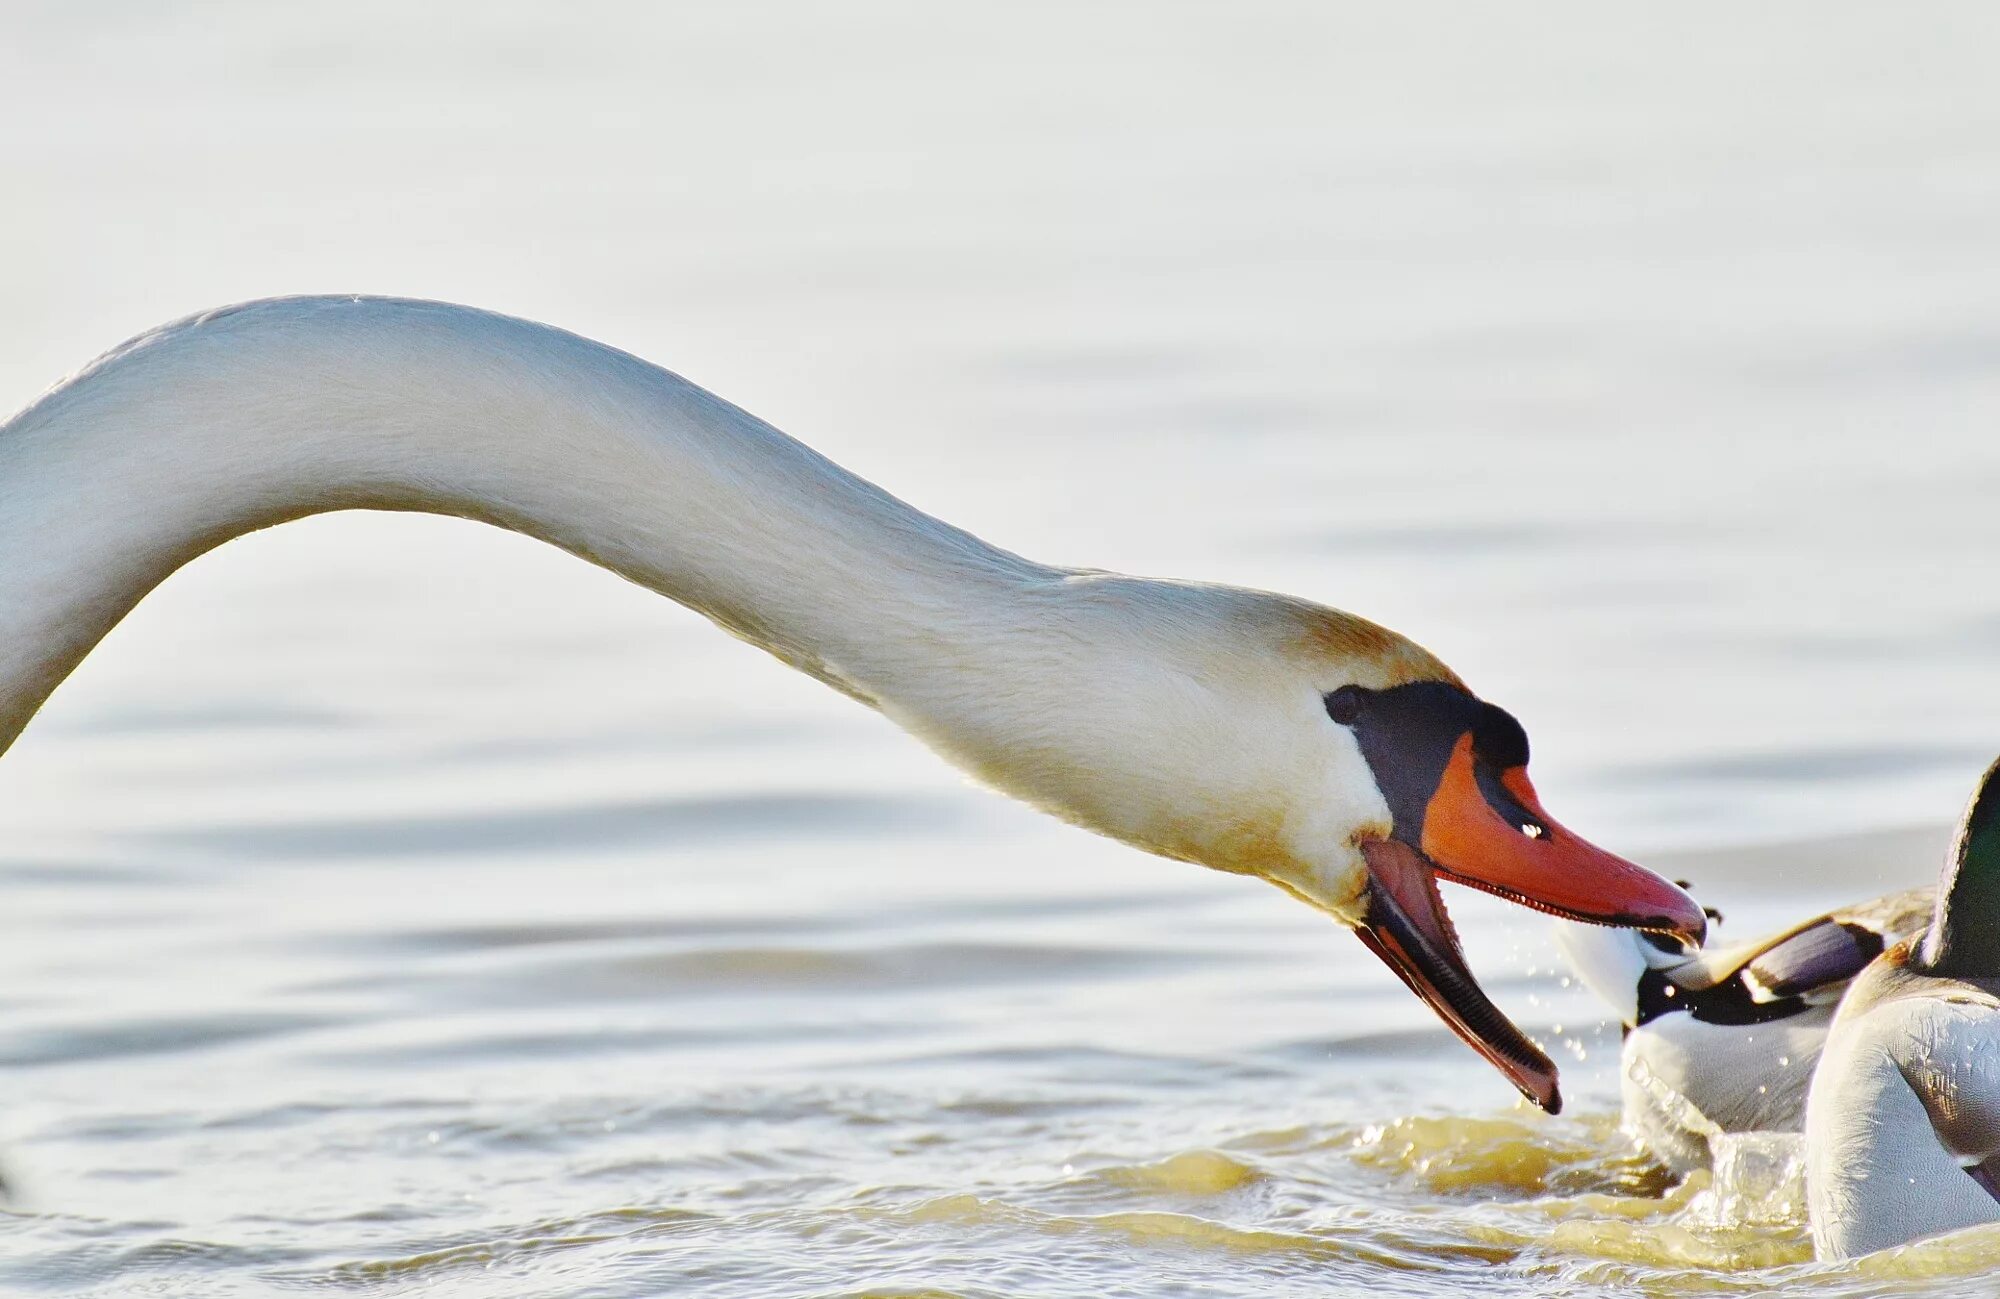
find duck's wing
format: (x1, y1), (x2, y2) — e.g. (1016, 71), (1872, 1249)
(1666, 888), (1935, 1011)
(1827, 887), (1939, 948)
(1742, 915), (1896, 1003)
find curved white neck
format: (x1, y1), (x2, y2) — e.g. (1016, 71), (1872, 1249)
(0, 297), (1055, 752)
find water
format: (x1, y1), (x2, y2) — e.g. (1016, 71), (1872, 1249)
(4, 2), (2000, 1294)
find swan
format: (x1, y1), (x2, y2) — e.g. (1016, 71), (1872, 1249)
(0, 296), (1706, 1112)
(1806, 758), (2000, 1260)
(1555, 888), (1932, 1171)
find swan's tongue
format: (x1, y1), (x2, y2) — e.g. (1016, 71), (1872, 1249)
(1353, 838), (1561, 1113)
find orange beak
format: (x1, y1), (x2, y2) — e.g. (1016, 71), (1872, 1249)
(1420, 734), (1707, 939)
(1351, 733), (1705, 1114)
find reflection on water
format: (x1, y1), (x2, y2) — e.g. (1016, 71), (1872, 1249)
(6, 0), (2000, 1295)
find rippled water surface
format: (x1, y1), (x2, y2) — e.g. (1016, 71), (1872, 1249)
(7, 3), (2000, 1295)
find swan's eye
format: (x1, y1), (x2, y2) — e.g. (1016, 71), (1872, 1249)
(1324, 686), (1364, 726)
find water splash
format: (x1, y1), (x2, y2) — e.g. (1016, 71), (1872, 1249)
(1681, 1133), (1806, 1232)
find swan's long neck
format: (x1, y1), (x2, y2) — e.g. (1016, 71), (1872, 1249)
(0, 297), (1055, 753)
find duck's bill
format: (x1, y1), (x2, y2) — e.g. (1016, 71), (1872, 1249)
(1419, 734), (1707, 942)
(1355, 838), (1563, 1113)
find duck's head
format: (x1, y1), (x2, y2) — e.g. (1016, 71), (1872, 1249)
(940, 582), (1708, 1113)
(1917, 755), (2000, 979)
(1552, 889), (1713, 1028)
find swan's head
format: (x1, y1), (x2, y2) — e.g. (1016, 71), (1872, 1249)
(935, 579), (1706, 1112)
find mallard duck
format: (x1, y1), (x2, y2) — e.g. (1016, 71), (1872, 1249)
(1558, 886), (1931, 1169)
(1805, 759), (2000, 1259)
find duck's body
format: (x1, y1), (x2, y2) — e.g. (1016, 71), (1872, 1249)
(0, 296), (1705, 1112)
(1806, 763), (2000, 1260)
(1557, 889), (1933, 1170)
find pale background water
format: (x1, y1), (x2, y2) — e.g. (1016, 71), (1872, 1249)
(3, 3), (2000, 1296)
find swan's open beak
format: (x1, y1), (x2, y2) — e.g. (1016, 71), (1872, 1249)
(1353, 734), (1706, 1114)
